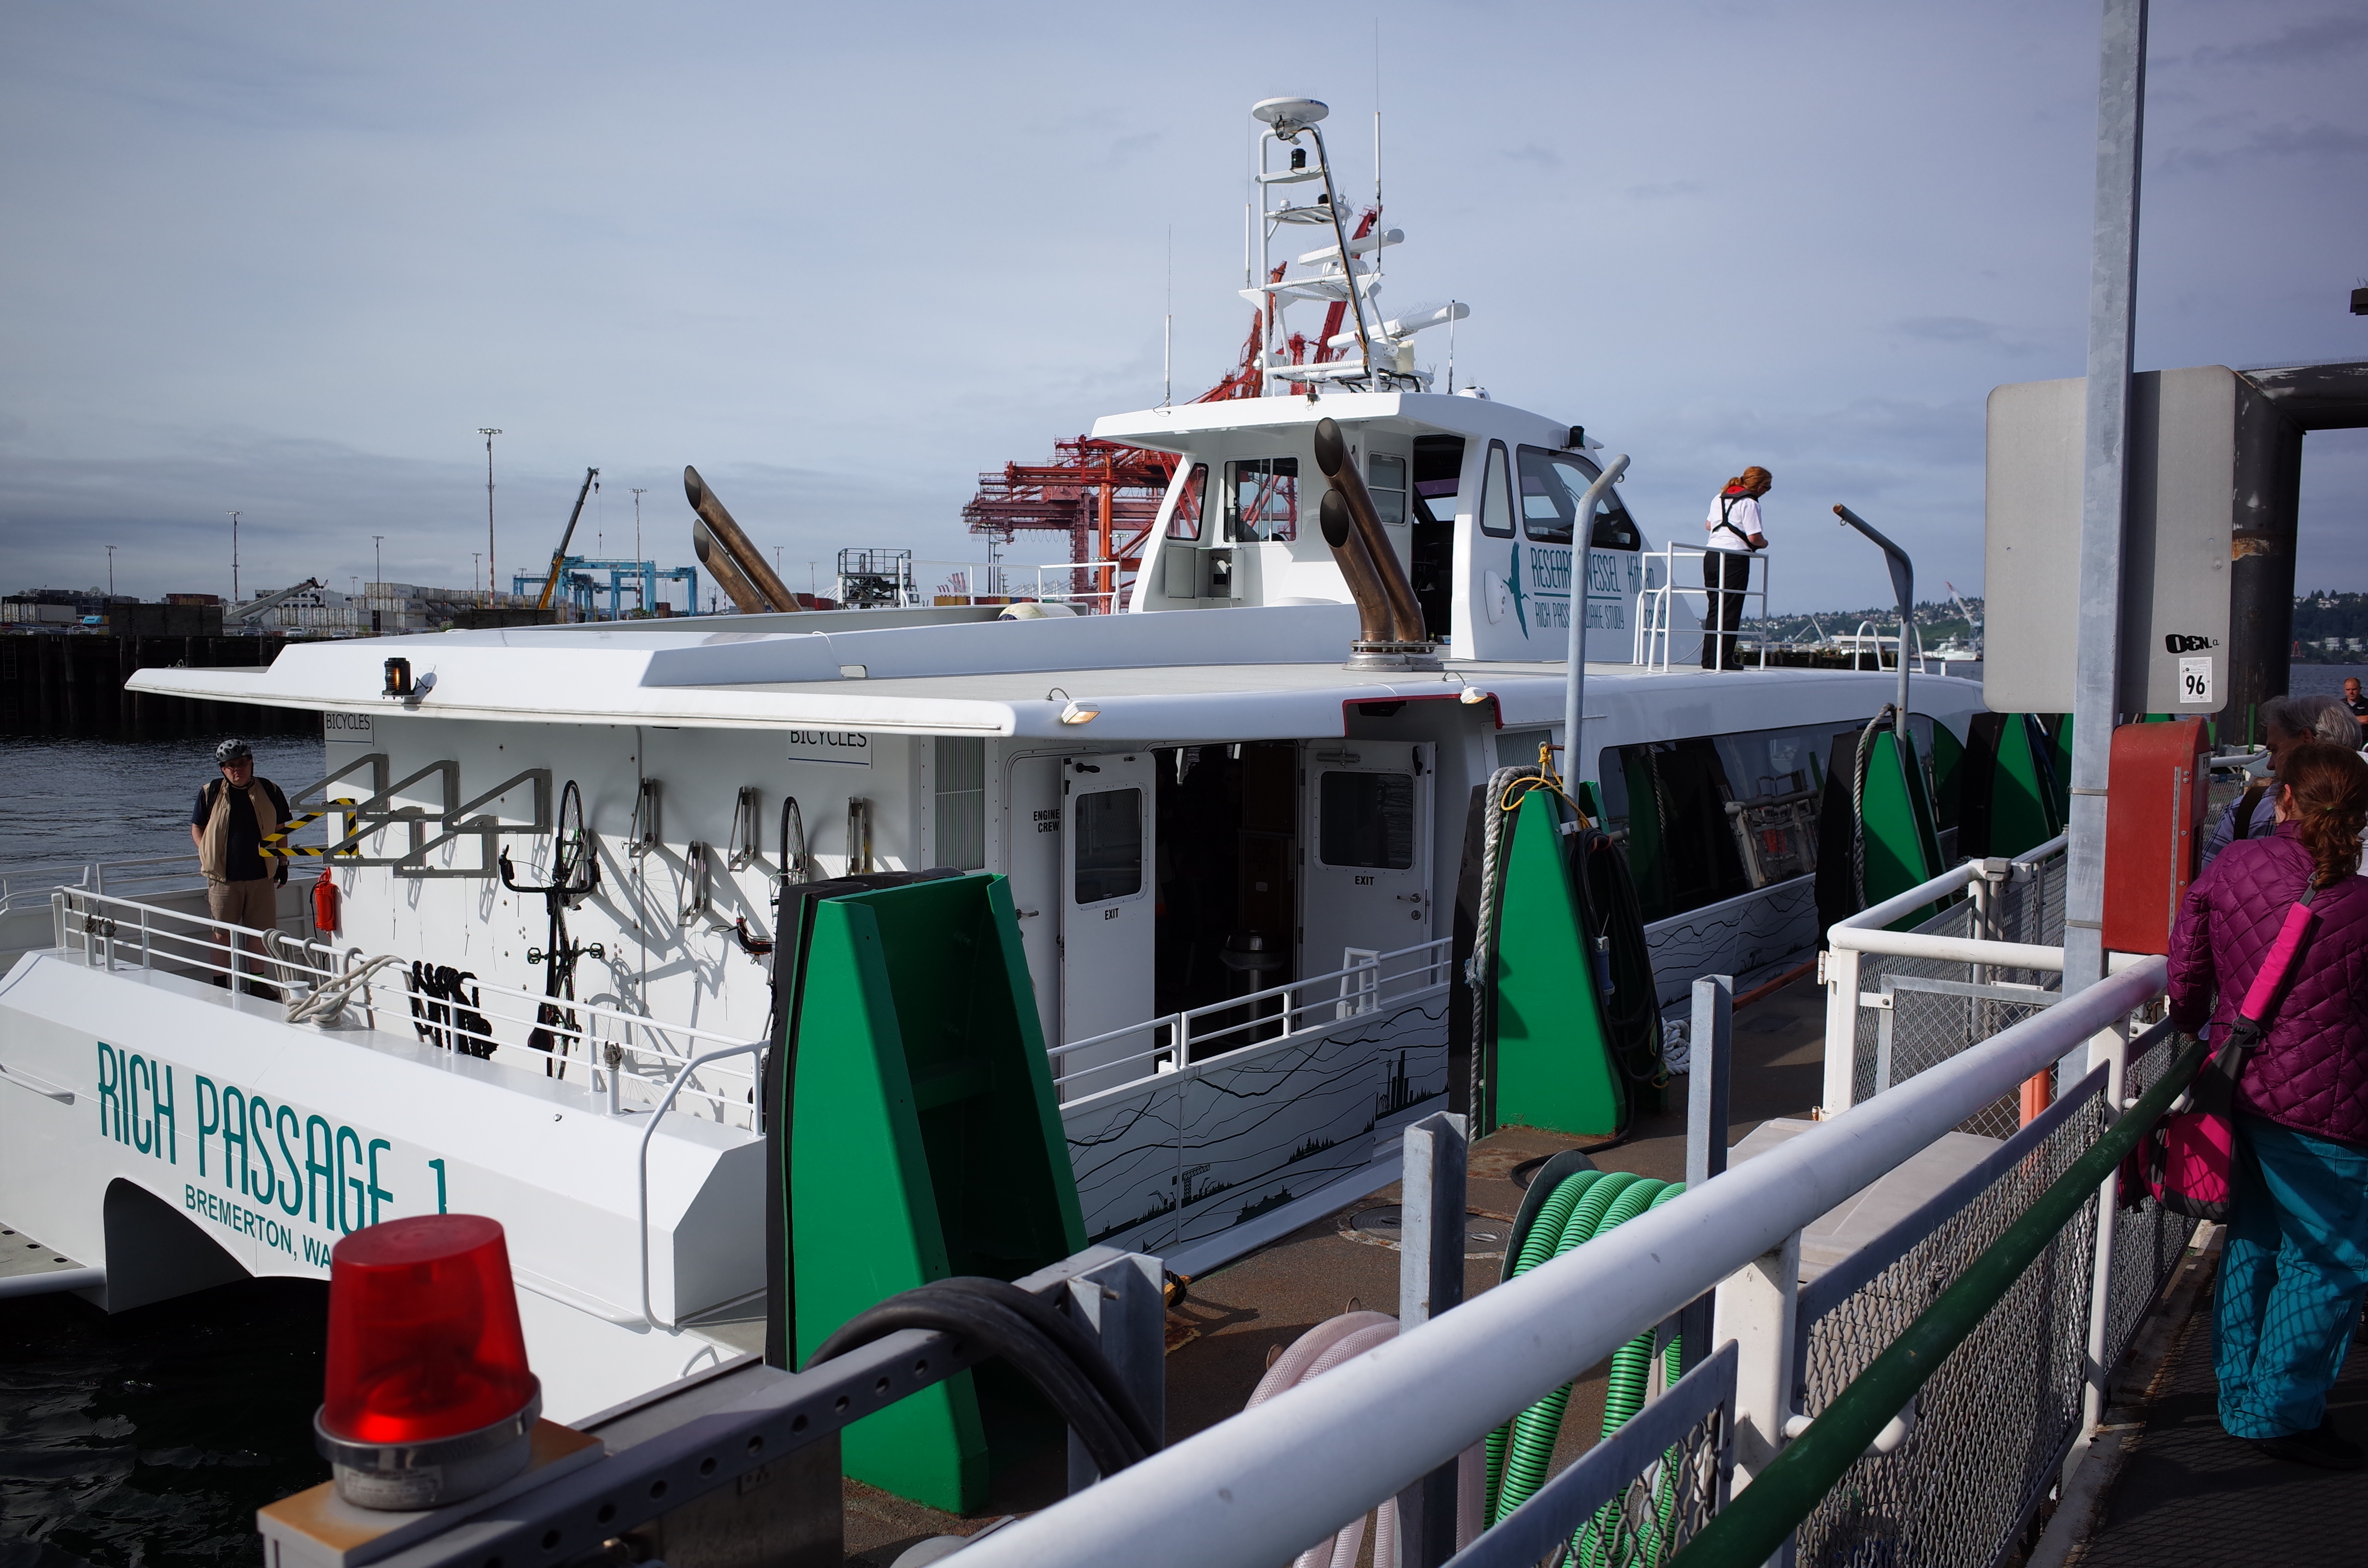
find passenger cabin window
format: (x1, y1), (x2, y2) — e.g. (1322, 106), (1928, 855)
(1166, 464), (1209, 540)
(1478, 441), (1515, 538)
(934, 737), (987, 870)
(1517, 446), (1642, 550)
(1595, 719), (1850, 921)
(1226, 458), (1298, 542)
(1368, 453), (1408, 525)
(1318, 772), (1415, 869)
(1074, 788), (1144, 903)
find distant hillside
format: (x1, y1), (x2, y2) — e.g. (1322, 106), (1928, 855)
(1744, 591), (2368, 660)
(2293, 591), (2368, 662)
(1745, 597), (1983, 649)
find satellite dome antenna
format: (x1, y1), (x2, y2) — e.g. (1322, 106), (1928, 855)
(1251, 97), (1329, 135)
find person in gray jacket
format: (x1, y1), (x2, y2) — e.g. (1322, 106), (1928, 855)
(2200, 695), (2362, 872)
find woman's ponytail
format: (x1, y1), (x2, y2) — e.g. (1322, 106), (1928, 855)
(2273, 741), (2368, 888)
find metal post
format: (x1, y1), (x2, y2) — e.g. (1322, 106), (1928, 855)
(1065, 1251), (1168, 1493)
(1562, 456), (1631, 790)
(1396, 1111), (1468, 1568)
(2080, 1017), (2133, 1438)
(1682, 975), (1734, 1373)
(1711, 1227), (1803, 1496)
(1832, 505), (1914, 724)
(2064, 0), (2149, 1010)
(1818, 948), (1861, 1116)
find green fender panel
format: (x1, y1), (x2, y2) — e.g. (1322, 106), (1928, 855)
(784, 874), (1084, 1512)
(1491, 789), (1627, 1139)
(1858, 730), (1945, 926)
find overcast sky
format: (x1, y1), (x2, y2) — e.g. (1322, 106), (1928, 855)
(3, 0), (2363, 612)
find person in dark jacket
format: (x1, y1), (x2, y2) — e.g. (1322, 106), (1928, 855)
(189, 737), (291, 990)
(2166, 740), (2368, 1470)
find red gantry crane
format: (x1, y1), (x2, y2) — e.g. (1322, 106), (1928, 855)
(962, 212), (1380, 610)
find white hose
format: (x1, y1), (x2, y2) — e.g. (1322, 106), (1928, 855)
(284, 953), (406, 1027)
(1247, 1312), (1487, 1567)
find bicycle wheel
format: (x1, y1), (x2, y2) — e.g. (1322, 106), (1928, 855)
(554, 779), (595, 894)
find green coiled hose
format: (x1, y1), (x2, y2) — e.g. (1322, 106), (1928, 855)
(1482, 1169), (1688, 1566)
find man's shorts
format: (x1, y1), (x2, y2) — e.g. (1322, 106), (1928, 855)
(207, 877), (280, 934)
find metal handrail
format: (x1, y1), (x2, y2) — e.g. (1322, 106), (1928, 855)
(1818, 835), (2069, 1113)
(46, 885), (758, 1122)
(946, 956), (2170, 1568)
(0, 852), (203, 912)
(1665, 1029), (2207, 1568)
(1631, 544), (1772, 673)
(1049, 938), (1452, 1094)
(638, 1042), (765, 1331)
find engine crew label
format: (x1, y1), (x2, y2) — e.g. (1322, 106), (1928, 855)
(94, 1041), (407, 1269)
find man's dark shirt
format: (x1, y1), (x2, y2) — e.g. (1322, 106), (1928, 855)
(192, 778), (292, 882)
(2345, 692), (2368, 724)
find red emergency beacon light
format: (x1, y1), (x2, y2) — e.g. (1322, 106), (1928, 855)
(315, 1214), (542, 1510)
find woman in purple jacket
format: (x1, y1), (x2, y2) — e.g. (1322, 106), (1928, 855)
(2167, 740), (2368, 1470)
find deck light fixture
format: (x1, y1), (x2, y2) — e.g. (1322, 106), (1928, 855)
(316, 1214), (541, 1509)
(1059, 699), (1100, 725)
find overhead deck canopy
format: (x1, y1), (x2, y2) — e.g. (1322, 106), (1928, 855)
(123, 600), (1920, 744)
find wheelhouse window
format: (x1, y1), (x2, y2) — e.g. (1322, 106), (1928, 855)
(1368, 453), (1408, 526)
(1317, 772), (1415, 869)
(1517, 446), (1641, 549)
(1074, 788), (1144, 903)
(1478, 441), (1514, 538)
(1225, 458), (1298, 542)
(1166, 463), (1209, 541)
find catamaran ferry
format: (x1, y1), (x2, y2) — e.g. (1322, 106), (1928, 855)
(0, 96), (1980, 1431)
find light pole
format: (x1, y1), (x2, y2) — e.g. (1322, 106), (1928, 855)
(472, 553), (482, 602)
(371, 534), (384, 588)
(629, 488), (646, 562)
(229, 511), (241, 603)
(478, 428), (503, 606)
(105, 544), (117, 597)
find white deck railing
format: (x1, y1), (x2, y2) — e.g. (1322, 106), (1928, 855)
(47, 887), (760, 1127)
(1049, 938), (1453, 1102)
(1631, 544), (1770, 672)
(1819, 835), (2069, 1117)
(0, 852), (208, 914)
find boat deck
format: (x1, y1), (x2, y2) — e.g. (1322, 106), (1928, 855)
(837, 971), (1833, 1564)
(2041, 1239), (2368, 1568)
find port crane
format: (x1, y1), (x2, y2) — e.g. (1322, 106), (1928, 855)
(535, 469), (600, 612)
(963, 208), (1409, 609)
(229, 578), (324, 624)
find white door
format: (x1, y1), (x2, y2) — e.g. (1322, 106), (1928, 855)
(1302, 743), (1433, 991)
(1000, 752), (1066, 1051)
(1059, 753), (1157, 1066)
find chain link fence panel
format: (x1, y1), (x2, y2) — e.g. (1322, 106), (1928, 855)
(1794, 1092), (2104, 1568)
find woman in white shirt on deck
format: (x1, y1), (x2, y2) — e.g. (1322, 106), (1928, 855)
(1701, 466), (1771, 671)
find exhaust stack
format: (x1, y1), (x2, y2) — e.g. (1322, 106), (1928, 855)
(1312, 418), (1438, 669)
(683, 466), (800, 614)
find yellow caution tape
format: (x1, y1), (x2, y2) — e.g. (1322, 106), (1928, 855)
(263, 798), (362, 858)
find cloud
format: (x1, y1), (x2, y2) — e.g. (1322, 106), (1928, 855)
(2158, 119), (2368, 175)
(1625, 180), (1703, 201)
(2188, 15), (2368, 71)
(1505, 143), (1560, 169)
(1890, 316), (2035, 354)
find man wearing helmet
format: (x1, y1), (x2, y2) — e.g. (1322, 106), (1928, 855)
(190, 739), (291, 984)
